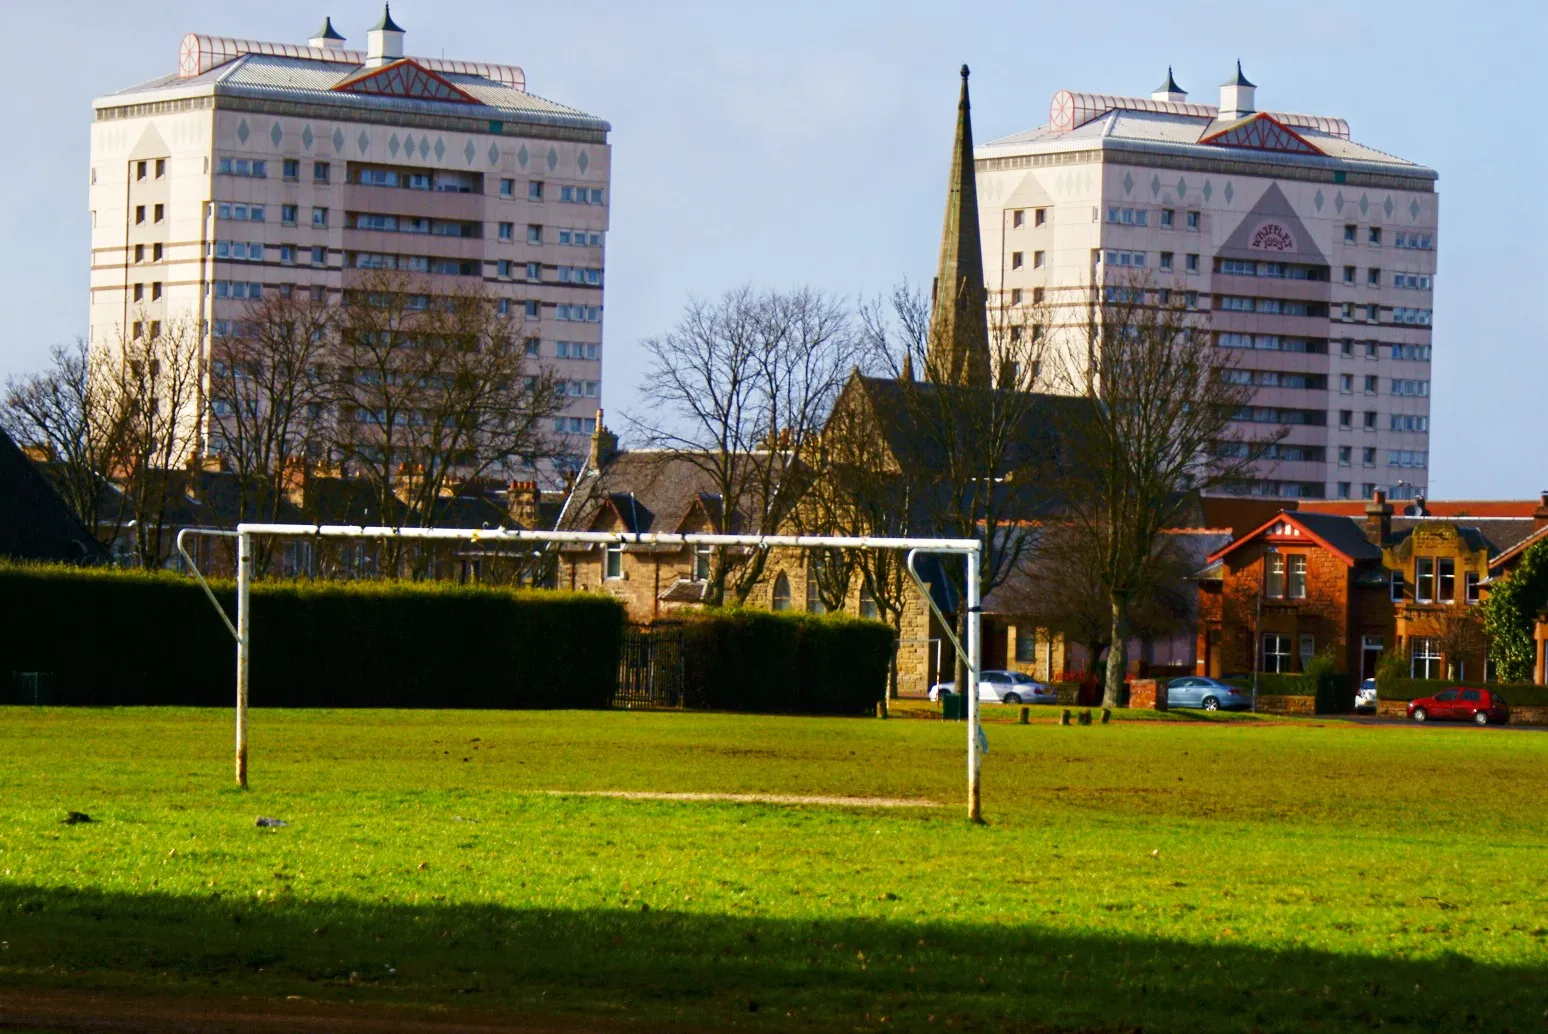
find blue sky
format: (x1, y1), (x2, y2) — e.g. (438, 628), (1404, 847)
(6, 1), (1541, 498)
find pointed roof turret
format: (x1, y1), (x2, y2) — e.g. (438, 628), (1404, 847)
(372, 4), (406, 32)
(924, 64), (991, 388)
(313, 16), (345, 41)
(1222, 60), (1255, 88)
(900, 352), (915, 382)
(1153, 66), (1186, 97)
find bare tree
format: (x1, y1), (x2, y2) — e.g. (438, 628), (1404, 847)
(1434, 607), (1488, 680)
(628, 286), (859, 606)
(2, 339), (131, 546)
(858, 281), (1055, 693)
(334, 270), (566, 572)
(207, 289), (336, 574)
(113, 315), (206, 568)
(1047, 276), (1270, 707)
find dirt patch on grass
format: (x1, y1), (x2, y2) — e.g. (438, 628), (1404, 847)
(544, 790), (942, 808)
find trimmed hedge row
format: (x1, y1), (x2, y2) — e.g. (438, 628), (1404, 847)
(0, 562), (625, 709)
(1375, 678), (1548, 708)
(677, 609), (891, 715)
(1226, 672), (1353, 713)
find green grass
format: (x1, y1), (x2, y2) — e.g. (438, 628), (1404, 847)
(1, 707), (1546, 1032)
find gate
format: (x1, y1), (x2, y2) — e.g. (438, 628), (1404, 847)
(614, 624), (685, 709)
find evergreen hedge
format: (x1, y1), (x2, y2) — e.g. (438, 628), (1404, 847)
(676, 609), (891, 715)
(1373, 678), (1548, 708)
(0, 562), (624, 709)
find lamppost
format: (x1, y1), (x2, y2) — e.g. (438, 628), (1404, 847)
(1252, 544), (1279, 713)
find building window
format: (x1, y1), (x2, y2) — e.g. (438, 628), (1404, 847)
(312, 207), (329, 228)
(314, 161), (331, 183)
(498, 221), (515, 241)
(1364, 411), (1377, 429)
(1411, 637), (1441, 679)
(771, 572), (791, 612)
(1185, 253), (1199, 273)
(153, 204), (164, 223)
(1160, 208), (1174, 228)
(527, 225), (542, 245)
(1011, 209), (1024, 228)
(1263, 633), (1291, 673)
(1344, 224), (1357, 243)
(1264, 554), (1285, 598)
(281, 204), (298, 225)
(805, 572), (825, 614)
(1034, 208), (1047, 226)
(1368, 227), (1382, 245)
(1338, 410), (1353, 428)
(1362, 447), (1376, 467)
(133, 244), (144, 263)
(1364, 375), (1378, 394)
(1465, 571), (1480, 604)
(693, 545), (712, 581)
(1337, 481), (1351, 499)
(526, 261), (541, 280)
(1287, 555), (1307, 599)
(1366, 267), (1380, 287)
(1341, 265), (1355, 284)
(1389, 569), (1404, 602)
(1338, 445), (1351, 466)
(529, 181), (544, 201)
(151, 282), (162, 301)
(1009, 288), (1022, 305)
(135, 160), (147, 181)
(133, 283), (144, 302)
(283, 159), (300, 180)
(1033, 287), (1045, 303)
(523, 337), (540, 356)
(1437, 558), (1455, 603)
(1415, 557), (1435, 602)
(1186, 211), (1200, 230)
(311, 246), (327, 265)
(604, 542), (623, 580)
(498, 178), (515, 198)
(1339, 374), (1353, 393)
(134, 205), (146, 224)
(1033, 250), (1045, 268)
(1011, 251), (1023, 269)
(1159, 251), (1173, 270)
(859, 587), (879, 620)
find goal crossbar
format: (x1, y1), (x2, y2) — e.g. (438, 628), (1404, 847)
(176, 523), (986, 820)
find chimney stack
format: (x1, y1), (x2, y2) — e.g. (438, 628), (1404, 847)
(308, 16), (346, 50)
(1534, 490), (1548, 531)
(507, 480), (541, 529)
(588, 409), (618, 470)
(1218, 60), (1256, 120)
(1364, 488), (1393, 546)
(365, 4), (405, 67)
(1151, 67), (1187, 103)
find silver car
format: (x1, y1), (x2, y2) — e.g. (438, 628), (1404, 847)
(1355, 678), (1378, 712)
(929, 670), (1057, 705)
(1165, 676), (1250, 712)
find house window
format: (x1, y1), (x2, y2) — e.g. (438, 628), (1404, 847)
(312, 207), (329, 227)
(771, 572), (792, 611)
(859, 587), (879, 620)
(281, 204), (298, 225)
(1033, 250), (1045, 268)
(1465, 571), (1480, 603)
(136, 160), (147, 181)
(135, 205), (145, 224)
(604, 542), (623, 580)
(1344, 224), (1357, 243)
(1367, 267), (1381, 286)
(1264, 554), (1285, 598)
(1287, 555), (1307, 599)
(693, 545), (712, 581)
(314, 161), (331, 183)
(154, 204), (164, 222)
(1337, 481), (1352, 499)
(1368, 227), (1382, 245)
(499, 222), (514, 241)
(1437, 558), (1455, 603)
(1343, 265), (1355, 283)
(527, 225), (543, 244)
(1159, 251), (1173, 269)
(1415, 557), (1435, 602)
(1411, 637), (1441, 679)
(1011, 209), (1024, 228)
(806, 570), (826, 614)
(1160, 208), (1174, 228)
(1298, 634), (1316, 670)
(1034, 208), (1047, 226)
(529, 181), (544, 201)
(1186, 253), (1199, 273)
(1262, 633), (1291, 673)
(1186, 211), (1200, 230)
(1011, 251), (1023, 269)
(500, 178), (515, 198)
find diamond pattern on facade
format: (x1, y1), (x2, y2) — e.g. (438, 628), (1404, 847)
(488, 141), (500, 166)
(1314, 188), (1324, 212)
(464, 139), (476, 164)
(1202, 180), (1212, 201)
(1122, 171), (1134, 194)
(517, 145), (529, 168)
(1176, 176), (1187, 197)
(388, 133), (400, 157)
(1223, 181), (1234, 204)
(1150, 173), (1161, 197)
(418, 138), (430, 159)
(269, 122), (283, 147)
(403, 133), (414, 154)
(332, 128), (345, 152)
(1409, 198), (1421, 220)
(1359, 194), (1369, 216)
(357, 130), (370, 155)
(578, 152), (589, 174)
(546, 146), (559, 172)
(1334, 190), (1345, 213)
(302, 125), (314, 150)
(1383, 196), (1394, 219)
(434, 138), (446, 160)
(237, 119), (250, 143)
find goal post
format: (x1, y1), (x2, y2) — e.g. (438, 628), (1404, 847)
(177, 524), (986, 820)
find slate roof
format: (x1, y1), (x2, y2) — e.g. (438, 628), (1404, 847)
(0, 431), (106, 563)
(1389, 516), (1541, 558)
(1291, 511), (1385, 561)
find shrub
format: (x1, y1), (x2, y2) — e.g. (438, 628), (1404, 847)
(0, 562), (625, 709)
(676, 609), (890, 715)
(1482, 538), (1548, 683)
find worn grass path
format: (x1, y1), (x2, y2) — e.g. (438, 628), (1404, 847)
(0, 706), (1545, 1032)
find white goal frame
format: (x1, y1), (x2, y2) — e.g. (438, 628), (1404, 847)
(177, 524), (986, 820)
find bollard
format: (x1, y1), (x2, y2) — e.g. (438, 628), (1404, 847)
(1101, 707), (1111, 725)
(1019, 706), (1029, 725)
(1078, 708), (1092, 726)
(876, 700), (888, 719)
(1060, 709), (1071, 726)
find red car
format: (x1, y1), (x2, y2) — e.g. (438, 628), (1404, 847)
(1407, 688), (1510, 726)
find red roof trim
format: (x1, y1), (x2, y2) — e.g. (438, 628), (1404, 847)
(331, 58), (479, 104)
(1200, 113), (1322, 155)
(1206, 510), (1359, 567)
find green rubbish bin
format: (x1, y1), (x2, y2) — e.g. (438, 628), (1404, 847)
(941, 692), (965, 721)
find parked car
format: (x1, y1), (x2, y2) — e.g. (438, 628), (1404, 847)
(1355, 678), (1379, 713)
(1407, 688), (1510, 726)
(929, 670), (1057, 705)
(1164, 676), (1250, 712)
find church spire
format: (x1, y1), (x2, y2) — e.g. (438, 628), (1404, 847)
(925, 64), (991, 388)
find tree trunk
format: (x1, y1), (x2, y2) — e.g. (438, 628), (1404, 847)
(954, 605), (970, 696)
(1103, 594), (1128, 709)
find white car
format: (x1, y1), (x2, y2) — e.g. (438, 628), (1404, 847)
(929, 670), (1057, 705)
(1355, 678), (1378, 712)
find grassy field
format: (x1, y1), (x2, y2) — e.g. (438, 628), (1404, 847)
(0, 705), (1545, 1032)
